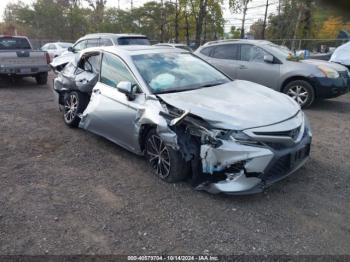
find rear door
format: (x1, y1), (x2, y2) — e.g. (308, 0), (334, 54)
(205, 44), (240, 79)
(80, 52), (145, 152)
(236, 44), (280, 89)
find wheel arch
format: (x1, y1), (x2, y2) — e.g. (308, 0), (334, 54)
(281, 76), (315, 93)
(138, 124), (157, 153)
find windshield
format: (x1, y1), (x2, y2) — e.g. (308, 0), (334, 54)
(132, 53), (230, 94)
(116, 37), (150, 45)
(58, 43), (72, 48)
(266, 44), (292, 58)
(0, 37), (31, 50)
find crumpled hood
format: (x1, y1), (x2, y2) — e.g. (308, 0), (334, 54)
(50, 52), (78, 71)
(158, 80), (300, 130)
(301, 59), (348, 71)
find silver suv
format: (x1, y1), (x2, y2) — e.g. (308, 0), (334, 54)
(195, 40), (350, 108)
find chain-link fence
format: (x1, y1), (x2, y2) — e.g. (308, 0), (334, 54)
(268, 39), (348, 52)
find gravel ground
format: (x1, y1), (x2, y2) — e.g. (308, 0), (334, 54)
(0, 75), (349, 255)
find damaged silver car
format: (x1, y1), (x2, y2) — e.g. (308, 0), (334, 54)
(52, 46), (312, 195)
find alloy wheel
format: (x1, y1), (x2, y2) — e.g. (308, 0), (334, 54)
(146, 134), (171, 179)
(286, 85), (309, 106)
(64, 94), (78, 123)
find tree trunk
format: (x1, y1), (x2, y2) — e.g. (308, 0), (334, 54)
(192, 0), (208, 48)
(160, 0), (165, 42)
(240, 1), (248, 39)
(174, 0), (179, 43)
(291, 2), (304, 51)
(185, 9), (190, 46)
(262, 0), (269, 39)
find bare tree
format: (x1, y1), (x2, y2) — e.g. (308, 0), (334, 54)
(85, 0), (106, 30)
(190, 0), (209, 47)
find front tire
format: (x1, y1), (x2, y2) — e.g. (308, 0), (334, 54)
(145, 129), (189, 183)
(283, 80), (315, 108)
(63, 91), (88, 127)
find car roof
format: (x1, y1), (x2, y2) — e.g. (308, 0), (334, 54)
(0, 35), (29, 39)
(202, 39), (273, 47)
(82, 45), (187, 57)
(78, 33), (147, 41)
(155, 43), (187, 47)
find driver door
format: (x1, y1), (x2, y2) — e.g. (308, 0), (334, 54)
(236, 44), (280, 90)
(80, 52), (145, 153)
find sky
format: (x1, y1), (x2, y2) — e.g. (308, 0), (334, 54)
(0, 0), (278, 32)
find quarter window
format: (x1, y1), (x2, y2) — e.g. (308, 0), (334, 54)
(100, 52), (136, 88)
(211, 44), (239, 60)
(241, 44), (268, 63)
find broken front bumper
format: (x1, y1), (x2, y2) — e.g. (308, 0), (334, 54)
(197, 122), (312, 195)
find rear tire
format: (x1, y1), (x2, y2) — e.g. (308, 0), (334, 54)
(63, 91), (89, 128)
(145, 129), (190, 183)
(35, 72), (48, 85)
(283, 80), (315, 108)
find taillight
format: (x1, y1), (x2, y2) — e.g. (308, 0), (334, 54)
(45, 52), (51, 64)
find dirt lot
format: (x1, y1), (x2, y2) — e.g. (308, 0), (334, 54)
(0, 74), (349, 255)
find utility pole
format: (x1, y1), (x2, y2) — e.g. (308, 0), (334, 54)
(262, 0), (269, 39)
(240, 0), (248, 39)
(131, 0), (133, 10)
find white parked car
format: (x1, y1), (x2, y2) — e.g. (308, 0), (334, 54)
(41, 42), (73, 60)
(330, 41), (350, 70)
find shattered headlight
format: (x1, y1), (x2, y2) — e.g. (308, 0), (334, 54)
(228, 130), (260, 146)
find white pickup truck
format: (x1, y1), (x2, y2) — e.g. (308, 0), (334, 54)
(0, 35), (50, 85)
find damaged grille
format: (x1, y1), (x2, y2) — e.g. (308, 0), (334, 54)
(262, 143), (310, 183)
(264, 155), (290, 180)
(254, 126), (301, 141)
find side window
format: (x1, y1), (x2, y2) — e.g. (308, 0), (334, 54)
(200, 47), (213, 56)
(86, 39), (99, 48)
(73, 40), (86, 51)
(211, 44), (239, 60)
(241, 45), (268, 63)
(100, 38), (113, 47)
(79, 54), (101, 74)
(48, 44), (56, 50)
(100, 52), (137, 88)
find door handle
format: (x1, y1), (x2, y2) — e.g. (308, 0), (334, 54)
(239, 65), (248, 69)
(93, 89), (101, 94)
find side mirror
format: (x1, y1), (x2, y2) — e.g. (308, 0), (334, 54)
(68, 46), (74, 53)
(264, 54), (274, 63)
(117, 81), (136, 100)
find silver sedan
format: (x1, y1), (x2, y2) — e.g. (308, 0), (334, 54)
(52, 46), (312, 195)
